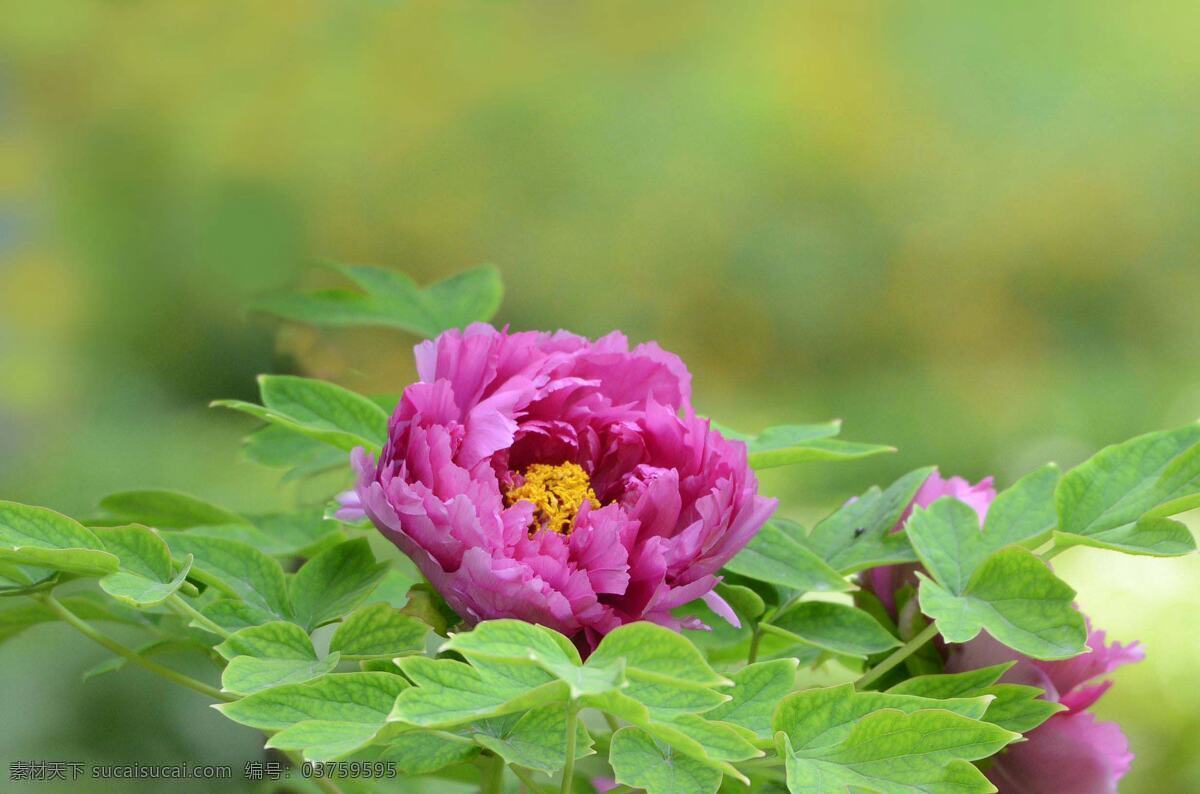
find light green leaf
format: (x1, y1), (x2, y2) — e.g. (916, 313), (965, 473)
(804, 468), (933, 574)
(662, 713), (761, 762)
(980, 464), (1060, 552)
(1055, 423), (1200, 556)
(917, 547), (1087, 660)
(265, 719), (377, 762)
(0, 594), (143, 644)
(216, 622), (339, 695)
(378, 731), (480, 774)
(885, 664), (1012, 699)
(772, 684), (992, 751)
(190, 509), (346, 559)
(243, 425), (350, 480)
(96, 525), (193, 607)
(389, 656), (567, 728)
(0, 562), (59, 596)
(706, 659), (798, 740)
(290, 539), (388, 630)
(588, 620), (731, 689)
(0, 501), (119, 576)
(97, 490), (247, 529)
(735, 422), (895, 470)
(253, 263), (503, 337)
(777, 708), (1016, 794)
(472, 704), (594, 775)
(724, 520), (850, 593)
(766, 601), (900, 659)
(329, 603), (428, 660)
(886, 664), (1063, 734)
(165, 534), (291, 618)
(201, 599), (277, 632)
(609, 726), (722, 794)
(214, 375), (388, 453)
(218, 672), (409, 731)
(713, 583), (765, 622)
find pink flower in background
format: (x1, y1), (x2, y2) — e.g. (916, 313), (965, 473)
(947, 625), (1142, 794)
(859, 470), (1142, 793)
(859, 470), (996, 618)
(339, 323), (775, 650)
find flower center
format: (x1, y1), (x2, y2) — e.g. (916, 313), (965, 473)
(505, 462), (599, 535)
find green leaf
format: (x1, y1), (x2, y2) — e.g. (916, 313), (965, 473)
(265, 720), (377, 762)
(97, 490), (247, 529)
(737, 422), (895, 470)
(214, 375), (388, 453)
(885, 664), (1064, 734)
(0, 501), (119, 576)
(777, 708), (1017, 794)
(95, 525), (193, 606)
(1055, 423), (1200, 556)
(472, 704), (594, 775)
(201, 599), (277, 632)
(0, 562), (59, 596)
(378, 731), (480, 774)
(588, 621), (731, 689)
(772, 684), (992, 751)
(216, 622), (339, 695)
(609, 726), (722, 794)
(723, 520), (850, 593)
(981, 464), (1061, 552)
(917, 547), (1087, 659)
(766, 601), (901, 658)
(329, 603), (428, 660)
(165, 534), (291, 618)
(218, 672), (409, 732)
(188, 509), (346, 560)
(290, 539), (389, 630)
(253, 263), (503, 337)
(388, 656), (567, 728)
(705, 659), (797, 740)
(243, 425), (350, 480)
(713, 583), (765, 622)
(804, 468), (933, 574)
(83, 638), (212, 682)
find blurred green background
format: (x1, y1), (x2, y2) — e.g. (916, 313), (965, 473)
(2, 2), (1198, 791)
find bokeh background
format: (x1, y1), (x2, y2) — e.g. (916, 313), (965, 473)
(2, 2), (1198, 791)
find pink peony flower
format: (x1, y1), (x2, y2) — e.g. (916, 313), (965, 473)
(860, 471), (1142, 793)
(339, 324), (776, 650)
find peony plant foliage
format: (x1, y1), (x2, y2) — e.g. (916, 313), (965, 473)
(1, 263), (1195, 794)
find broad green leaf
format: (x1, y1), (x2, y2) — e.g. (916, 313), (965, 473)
(189, 509), (346, 560)
(329, 603), (428, 659)
(396, 582), (459, 634)
(290, 539), (388, 630)
(917, 547), (1087, 659)
(378, 731), (480, 774)
(723, 520), (850, 593)
(772, 684), (992, 751)
(389, 656), (567, 728)
(620, 676), (728, 721)
(472, 704), (594, 775)
(96, 524), (193, 607)
(886, 664), (1063, 734)
(766, 601), (900, 658)
(1055, 423), (1200, 555)
(705, 659), (797, 740)
(243, 425), (349, 480)
(253, 263), (503, 337)
(0, 501), (118, 576)
(663, 713), (761, 762)
(97, 490), (247, 529)
(266, 720), (377, 762)
(980, 464), (1060, 552)
(609, 726), (721, 794)
(216, 622), (339, 695)
(728, 422), (895, 470)
(804, 468), (933, 574)
(588, 620), (731, 689)
(214, 375), (388, 453)
(218, 672), (409, 731)
(777, 708), (1017, 794)
(201, 599), (277, 632)
(0, 562), (58, 596)
(165, 534), (291, 618)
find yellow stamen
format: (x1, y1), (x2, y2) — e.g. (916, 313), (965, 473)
(505, 462), (599, 535)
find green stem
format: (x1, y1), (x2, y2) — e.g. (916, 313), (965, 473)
(36, 593), (234, 703)
(560, 704), (579, 794)
(481, 752), (505, 794)
(166, 594), (231, 639)
(509, 763), (544, 792)
(1038, 544), (1065, 563)
(747, 626), (763, 664)
(855, 622), (939, 690)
